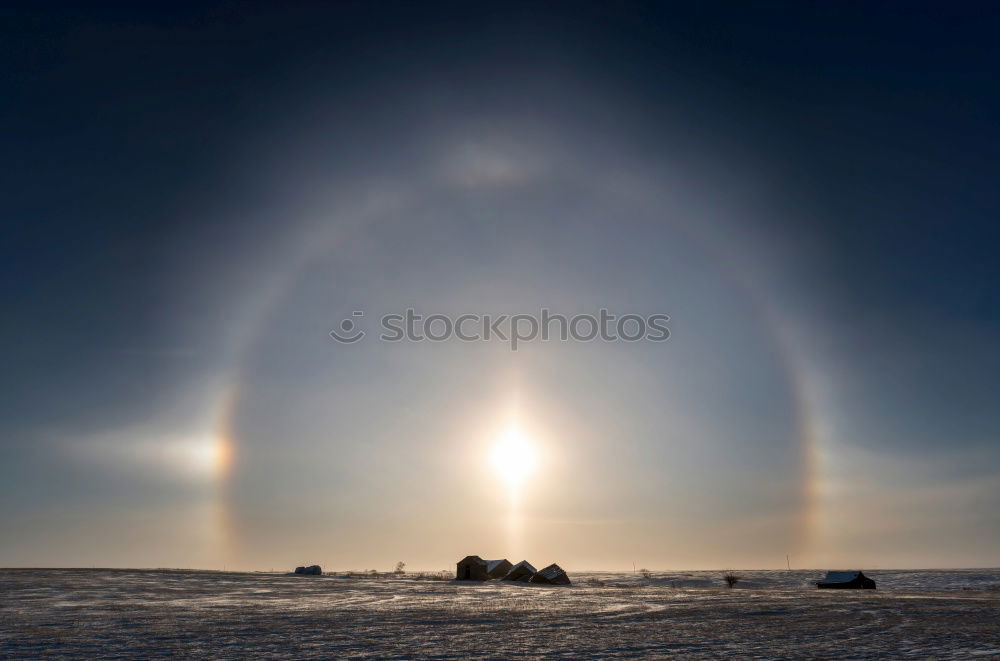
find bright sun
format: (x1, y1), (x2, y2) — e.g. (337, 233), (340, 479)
(490, 426), (538, 488)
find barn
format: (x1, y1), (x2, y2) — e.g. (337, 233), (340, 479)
(502, 560), (536, 582)
(817, 570), (876, 589)
(486, 559), (513, 579)
(529, 563), (571, 585)
(456, 555), (490, 580)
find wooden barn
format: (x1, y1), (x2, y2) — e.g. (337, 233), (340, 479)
(502, 560), (536, 582)
(456, 555), (490, 580)
(529, 563), (571, 585)
(486, 559), (513, 579)
(817, 570), (876, 589)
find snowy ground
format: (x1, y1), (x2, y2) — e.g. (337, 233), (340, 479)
(2, 569), (999, 658)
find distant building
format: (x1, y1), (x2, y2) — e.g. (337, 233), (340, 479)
(817, 570), (876, 589)
(486, 559), (513, 579)
(502, 560), (536, 582)
(529, 563), (571, 585)
(456, 555), (490, 581)
(456, 556), (571, 584)
(294, 565), (322, 576)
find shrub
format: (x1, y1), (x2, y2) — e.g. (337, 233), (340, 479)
(723, 572), (741, 588)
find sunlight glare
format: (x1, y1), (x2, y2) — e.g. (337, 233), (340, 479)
(490, 426), (538, 489)
(167, 435), (232, 478)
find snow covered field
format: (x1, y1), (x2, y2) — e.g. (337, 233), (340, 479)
(2, 569), (999, 658)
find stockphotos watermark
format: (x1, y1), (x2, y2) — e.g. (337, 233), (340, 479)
(330, 309), (670, 350)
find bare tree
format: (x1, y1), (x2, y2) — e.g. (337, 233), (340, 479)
(394, 561), (406, 575)
(723, 572), (741, 588)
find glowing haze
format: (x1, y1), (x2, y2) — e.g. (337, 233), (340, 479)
(2, 4), (998, 571)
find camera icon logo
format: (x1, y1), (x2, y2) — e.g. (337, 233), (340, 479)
(329, 311), (366, 343)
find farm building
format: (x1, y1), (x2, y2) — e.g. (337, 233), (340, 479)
(455, 556), (571, 584)
(293, 565), (322, 575)
(502, 560), (536, 582)
(530, 563), (571, 585)
(486, 559), (513, 579)
(817, 571), (876, 589)
(456, 555), (490, 581)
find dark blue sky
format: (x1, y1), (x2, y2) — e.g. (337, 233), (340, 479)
(2, 2), (998, 568)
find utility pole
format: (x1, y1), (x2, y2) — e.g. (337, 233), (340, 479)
(786, 555), (791, 571)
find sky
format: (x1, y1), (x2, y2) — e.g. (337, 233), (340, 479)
(2, 2), (998, 571)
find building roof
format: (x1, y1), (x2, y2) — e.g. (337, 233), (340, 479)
(458, 555), (486, 565)
(486, 559), (510, 573)
(508, 560), (536, 573)
(535, 563), (566, 581)
(820, 571), (863, 583)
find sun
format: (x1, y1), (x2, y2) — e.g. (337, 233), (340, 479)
(490, 426), (538, 488)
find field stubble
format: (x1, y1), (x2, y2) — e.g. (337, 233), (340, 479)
(1, 569), (999, 658)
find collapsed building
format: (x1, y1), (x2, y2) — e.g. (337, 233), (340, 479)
(502, 560), (537, 582)
(529, 563), (571, 585)
(456, 556), (570, 584)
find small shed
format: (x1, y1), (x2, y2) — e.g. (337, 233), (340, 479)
(817, 570), (876, 589)
(486, 559), (513, 579)
(456, 555), (490, 581)
(530, 563), (571, 585)
(294, 565), (322, 576)
(502, 560), (537, 582)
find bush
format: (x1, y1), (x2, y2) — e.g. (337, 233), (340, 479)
(639, 568), (652, 579)
(723, 572), (741, 588)
(394, 561), (406, 575)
